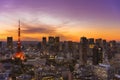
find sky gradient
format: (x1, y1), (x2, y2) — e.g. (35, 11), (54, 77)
(0, 0), (120, 41)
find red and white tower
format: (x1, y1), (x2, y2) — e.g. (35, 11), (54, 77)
(12, 20), (25, 61)
(17, 20), (21, 52)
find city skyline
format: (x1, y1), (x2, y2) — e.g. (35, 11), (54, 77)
(0, 0), (120, 41)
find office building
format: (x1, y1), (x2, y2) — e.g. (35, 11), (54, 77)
(80, 37), (88, 64)
(7, 37), (13, 50)
(42, 37), (47, 45)
(88, 38), (94, 49)
(93, 46), (103, 65)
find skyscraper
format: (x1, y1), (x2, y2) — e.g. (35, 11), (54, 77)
(41, 37), (47, 51)
(0, 41), (2, 48)
(48, 36), (60, 53)
(48, 36), (55, 45)
(42, 37), (47, 45)
(7, 37), (13, 50)
(80, 37), (88, 64)
(93, 46), (103, 65)
(109, 40), (117, 58)
(54, 37), (60, 52)
(95, 38), (102, 47)
(88, 38), (95, 59)
(55, 37), (60, 43)
(88, 38), (94, 49)
(48, 36), (54, 53)
(0, 41), (2, 51)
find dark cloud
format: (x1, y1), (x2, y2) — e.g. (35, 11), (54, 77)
(5, 22), (71, 41)
(21, 22), (56, 34)
(22, 27), (55, 34)
(20, 22), (70, 41)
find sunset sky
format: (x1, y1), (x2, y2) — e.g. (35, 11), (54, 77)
(0, 0), (120, 42)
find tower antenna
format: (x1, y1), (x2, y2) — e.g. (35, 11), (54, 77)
(17, 20), (21, 52)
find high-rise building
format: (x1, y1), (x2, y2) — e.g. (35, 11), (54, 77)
(48, 36), (60, 53)
(108, 40), (117, 58)
(41, 37), (47, 51)
(88, 38), (94, 49)
(103, 40), (107, 45)
(54, 37), (60, 52)
(0, 41), (2, 51)
(7, 37), (13, 50)
(42, 37), (47, 45)
(93, 46), (103, 65)
(109, 40), (116, 48)
(48, 36), (55, 45)
(93, 46), (98, 65)
(103, 39), (107, 48)
(80, 37), (88, 64)
(98, 47), (103, 63)
(88, 38), (95, 58)
(95, 38), (102, 47)
(0, 41), (2, 48)
(48, 36), (55, 53)
(55, 37), (60, 43)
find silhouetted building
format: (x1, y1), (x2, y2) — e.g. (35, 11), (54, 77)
(103, 39), (107, 48)
(109, 40), (117, 57)
(48, 36), (55, 53)
(41, 37), (47, 51)
(48, 36), (60, 53)
(109, 40), (116, 48)
(42, 37), (47, 45)
(48, 36), (55, 45)
(98, 47), (103, 63)
(80, 37), (88, 64)
(88, 38), (95, 58)
(93, 46), (103, 65)
(55, 37), (60, 43)
(0, 41), (2, 52)
(95, 38), (102, 47)
(54, 37), (60, 52)
(88, 38), (94, 49)
(7, 37), (13, 50)
(103, 40), (107, 45)
(0, 41), (2, 48)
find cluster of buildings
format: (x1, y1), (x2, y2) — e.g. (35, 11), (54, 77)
(0, 21), (120, 80)
(0, 36), (120, 80)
